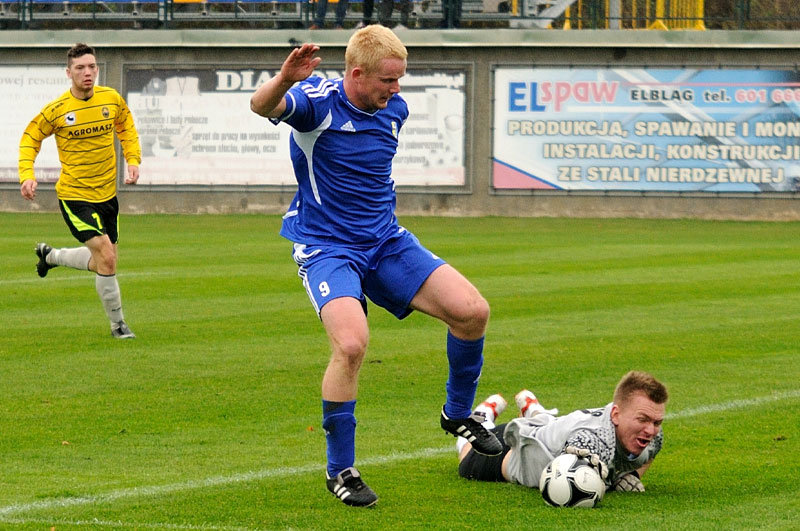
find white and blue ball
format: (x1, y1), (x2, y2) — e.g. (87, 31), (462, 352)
(539, 453), (606, 508)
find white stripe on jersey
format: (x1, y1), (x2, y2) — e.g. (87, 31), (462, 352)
(302, 78), (339, 99)
(283, 200), (300, 220)
(292, 111), (333, 205)
(283, 92), (297, 121)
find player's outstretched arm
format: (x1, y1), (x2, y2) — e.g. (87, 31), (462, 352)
(250, 43), (322, 118)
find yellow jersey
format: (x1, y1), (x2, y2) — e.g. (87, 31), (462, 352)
(19, 86), (141, 203)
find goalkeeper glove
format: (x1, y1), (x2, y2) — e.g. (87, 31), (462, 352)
(613, 471), (645, 492)
(564, 446), (609, 480)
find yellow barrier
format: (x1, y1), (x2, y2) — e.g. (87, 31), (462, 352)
(649, 0), (705, 30)
(561, 0), (705, 31)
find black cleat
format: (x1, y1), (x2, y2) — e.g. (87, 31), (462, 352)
(326, 467), (378, 507)
(111, 321), (136, 339)
(440, 407), (503, 456)
(35, 243), (55, 278)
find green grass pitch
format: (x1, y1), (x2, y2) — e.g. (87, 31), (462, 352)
(1, 212), (798, 529)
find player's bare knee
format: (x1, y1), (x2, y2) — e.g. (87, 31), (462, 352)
(96, 251), (117, 274)
(452, 294), (490, 337)
(471, 295), (490, 328)
(332, 336), (368, 367)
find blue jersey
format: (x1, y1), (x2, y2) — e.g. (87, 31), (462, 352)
(274, 76), (409, 246)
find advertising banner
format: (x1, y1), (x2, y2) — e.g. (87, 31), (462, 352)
(0, 66), (67, 183)
(493, 68), (800, 193)
(126, 67), (466, 187)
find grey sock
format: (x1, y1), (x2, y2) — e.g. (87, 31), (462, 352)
(95, 274), (125, 325)
(51, 247), (91, 270)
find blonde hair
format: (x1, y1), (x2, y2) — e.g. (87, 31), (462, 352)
(613, 371), (668, 406)
(345, 25), (408, 74)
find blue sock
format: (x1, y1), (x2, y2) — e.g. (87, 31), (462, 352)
(444, 332), (484, 419)
(322, 400), (357, 478)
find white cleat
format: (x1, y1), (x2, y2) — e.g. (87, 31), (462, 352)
(474, 394), (507, 424)
(515, 389), (558, 418)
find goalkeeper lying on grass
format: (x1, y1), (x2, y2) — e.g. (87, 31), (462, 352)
(456, 370), (668, 493)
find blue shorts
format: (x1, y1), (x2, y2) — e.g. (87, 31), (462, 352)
(291, 228), (446, 319)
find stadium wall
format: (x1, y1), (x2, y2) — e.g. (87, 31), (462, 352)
(2, 29), (799, 220)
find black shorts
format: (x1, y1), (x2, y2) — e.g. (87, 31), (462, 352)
(59, 197), (119, 244)
(458, 423), (511, 482)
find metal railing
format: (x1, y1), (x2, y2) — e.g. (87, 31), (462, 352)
(3, 0), (800, 30)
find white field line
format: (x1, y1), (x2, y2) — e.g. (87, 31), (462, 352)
(0, 516), (249, 531)
(664, 389), (800, 420)
(1, 390), (798, 520)
(0, 447), (450, 518)
(0, 270), (206, 287)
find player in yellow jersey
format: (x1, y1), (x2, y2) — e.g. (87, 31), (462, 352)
(19, 43), (142, 339)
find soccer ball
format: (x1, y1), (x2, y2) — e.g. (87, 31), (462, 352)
(539, 453), (606, 508)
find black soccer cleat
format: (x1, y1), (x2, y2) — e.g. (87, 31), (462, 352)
(35, 243), (55, 278)
(111, 321), (136, 339)
(440, 407), (503, 456)
(326, 467), (378, 507)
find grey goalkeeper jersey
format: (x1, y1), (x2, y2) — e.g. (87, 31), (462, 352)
(503, 403), (663, 488)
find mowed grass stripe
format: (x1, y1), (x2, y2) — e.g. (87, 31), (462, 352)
(0, 447), (452, 517)
(0, 391), (796, 520)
